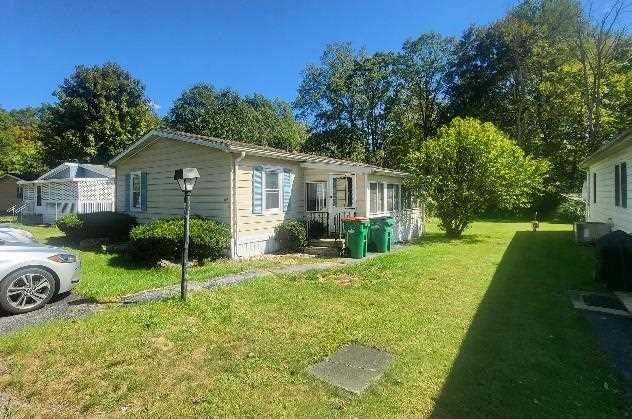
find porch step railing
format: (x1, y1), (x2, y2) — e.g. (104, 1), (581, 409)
(332, 210), (356, 239)
(306, 211), (328, 240)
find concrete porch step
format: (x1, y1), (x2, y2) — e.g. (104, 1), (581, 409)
(303, 246), (343, 257)
(309, 238), (345, 248)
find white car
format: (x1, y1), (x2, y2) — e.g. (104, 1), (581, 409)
(0, 230), (80, 314)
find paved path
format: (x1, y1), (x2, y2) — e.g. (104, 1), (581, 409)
(0, 251), (392, 335)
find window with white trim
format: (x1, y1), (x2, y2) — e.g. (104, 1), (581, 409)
(306, 182), (326, 211)
(36, 185), (42, 206)
(264, 170), (280, 211)
(369, 182), (384, 214)
(333, 176), (353, 208)
(387, 184), (400, 211)
(131, 172), (142, 210)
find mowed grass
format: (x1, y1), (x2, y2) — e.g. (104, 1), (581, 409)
(0, 221), (625, 417)
(6, 223), (324, 301)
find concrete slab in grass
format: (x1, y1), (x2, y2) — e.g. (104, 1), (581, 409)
(308, 344), (394, 394)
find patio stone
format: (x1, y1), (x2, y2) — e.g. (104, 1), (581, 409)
(307, 344), (394, 394)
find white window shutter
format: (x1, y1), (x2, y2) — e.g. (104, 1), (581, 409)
(283, 169), (292, 211)
(252, 166), (263, 214)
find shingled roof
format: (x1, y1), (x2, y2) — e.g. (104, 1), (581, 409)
(109, 128), (407, 176)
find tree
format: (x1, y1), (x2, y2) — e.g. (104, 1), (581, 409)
(0, 107), (47, 178)
(294, 43), (398, 164)
(406, 117), (549, 236)
(42, 63), (158, 165)
(165, 84), (307, 151)
(573, 0), (630, 151)
(395, 32), (456, 141)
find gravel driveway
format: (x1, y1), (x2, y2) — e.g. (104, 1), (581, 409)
(0, 292), (99, 335)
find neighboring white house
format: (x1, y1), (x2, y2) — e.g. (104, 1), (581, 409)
(581, 128), (632, 232)
(17, 163), (115, 224)
(109, 128), (424, 258)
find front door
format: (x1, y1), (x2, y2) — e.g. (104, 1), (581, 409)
(328, 174), (356, 236)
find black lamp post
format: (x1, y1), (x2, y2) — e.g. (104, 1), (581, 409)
(174, 167), (200, 301)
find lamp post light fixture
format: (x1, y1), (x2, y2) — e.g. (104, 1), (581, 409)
(174, 167), (200, 301)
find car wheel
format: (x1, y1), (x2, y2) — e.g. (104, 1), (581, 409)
(0, 268), (56, 314)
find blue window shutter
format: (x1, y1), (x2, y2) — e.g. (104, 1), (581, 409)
(252, 166), (263, 214)
(283, 169), (292, 212)
(141, 172), (148, 211)
(124, 174), (131, 212)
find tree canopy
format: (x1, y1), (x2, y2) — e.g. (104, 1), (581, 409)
(165, 84), (307, 151)
(42, 63), (159, 166)
(406, 117), (549, 236)
(0, 107), (47, 179)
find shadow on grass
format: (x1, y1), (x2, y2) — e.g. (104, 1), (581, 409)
(412, 232), (483, 246)
(430, 230), (626, 417)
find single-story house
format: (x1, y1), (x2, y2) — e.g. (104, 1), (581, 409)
(17, 162), (115, 224)
(109, 128), (424, 258)
(0, 174), (23, 212)
(581, 128), (631, 232)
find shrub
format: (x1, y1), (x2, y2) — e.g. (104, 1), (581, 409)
(129, 217), (231, 263)
(406, 117), (549, 237)
(275, 219), (307, 251)
(56, 211), (136, 242)
(55, 213), (84, 241)
(553, 199), (585, 223)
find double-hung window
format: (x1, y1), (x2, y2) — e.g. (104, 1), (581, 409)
(333, 176), (353, 208)
(387, 184), (400, 211)
(615, 163), (628, 208)
(131, 172), (142, 210)
(264, 170), (280, 211)
(306, 182), (326, 211)
(370, 182), (384, 214)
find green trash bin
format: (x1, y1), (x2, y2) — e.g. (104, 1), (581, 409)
(369, 216), (395, 253)
(343, 217), (369, 259)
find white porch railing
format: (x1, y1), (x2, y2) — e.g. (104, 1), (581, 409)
(78, 201), (114, 214)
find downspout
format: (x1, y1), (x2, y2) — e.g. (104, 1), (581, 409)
(232, 151), (246, 258)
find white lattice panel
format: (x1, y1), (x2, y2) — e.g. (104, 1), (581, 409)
(78, 180), (115, 201)
(48, 182), (78, 201)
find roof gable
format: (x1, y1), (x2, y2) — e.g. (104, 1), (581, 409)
(581, 128), (632, 168)
(38, 163), (115, 181)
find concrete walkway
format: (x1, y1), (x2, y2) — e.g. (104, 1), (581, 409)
(0, 251), (393, 335)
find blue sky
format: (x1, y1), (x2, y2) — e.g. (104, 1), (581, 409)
(1, 0), (515, 115)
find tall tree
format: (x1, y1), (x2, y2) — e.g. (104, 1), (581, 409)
(165, 84), (307, 151)
(396, 32), (456, 141)
(0, 107), (47, 178)
(573, 0), (631, 150)
(294, 43), (398, 164)
(42, 63), (158, 165)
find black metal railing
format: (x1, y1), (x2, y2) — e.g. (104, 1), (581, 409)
(306, 211), (329, 240)
(332, 210), (356, 239)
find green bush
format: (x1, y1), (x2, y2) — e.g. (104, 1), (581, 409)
(55, 213), (84, 241)
(553, 199), (585, 223)
(275, 219), (307, 251)
(129, 217), (231, 263)
(55, 211), (136, 242)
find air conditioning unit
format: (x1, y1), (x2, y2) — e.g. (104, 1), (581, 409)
(575, 222), (611, 244)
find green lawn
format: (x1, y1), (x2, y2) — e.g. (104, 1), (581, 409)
(0, 221), (626, 417)
(5, 223), (326, 301)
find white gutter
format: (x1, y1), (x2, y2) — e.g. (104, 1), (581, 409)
(232, 151), (246, 258)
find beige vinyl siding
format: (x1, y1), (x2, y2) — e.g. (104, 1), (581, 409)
(235, 156), (304, 238)
(586, 143), (632, 232)
(115, 137), (231, 224)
